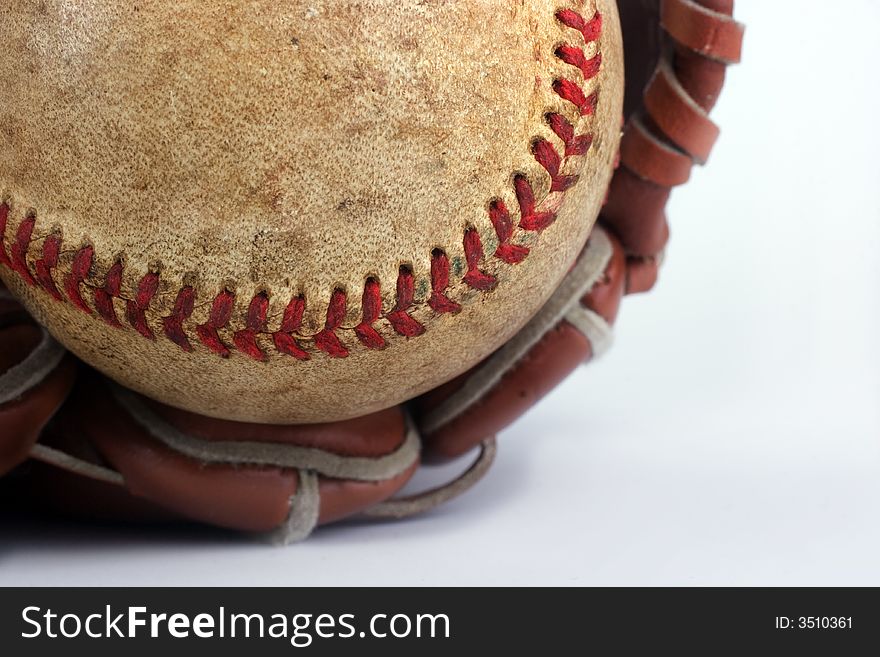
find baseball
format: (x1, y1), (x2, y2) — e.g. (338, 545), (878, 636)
(0, 0), (623, 423)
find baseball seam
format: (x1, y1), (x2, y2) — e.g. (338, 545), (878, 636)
(0, 6), (604, 363)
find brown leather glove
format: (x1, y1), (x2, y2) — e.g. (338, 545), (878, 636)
(1, 0), (743, 542)
(0, 283), (75, 476)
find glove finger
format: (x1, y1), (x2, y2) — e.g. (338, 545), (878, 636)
(24, 371), (418, 541)
(0, 284), (75, 475)
(602, 0), (744, 290)
(416, 226), (626, 461)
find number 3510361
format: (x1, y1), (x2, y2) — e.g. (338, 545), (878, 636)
(775, 617), (852, 629)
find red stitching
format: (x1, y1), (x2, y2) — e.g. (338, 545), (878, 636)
(546, 113), (594, 157)
(196, 290), (235, 358)
(555, 45), (602, 80)
(314, 288), (349, 358)
(387, 267), (425, 337)
(514, 176), (557, 232)
(553, 79), (598, 116)
(234, 293), (270, 362)
(65, 246), (94, 314)
(162, 286), (195, 351)
(0, 5), (603, 361)
(556, 8), (603, 42)
(462, 228), (497, 291)
(126, 272), (160, 340)
(94, 261), (124, 327)
(533, 138), (580, 192)
(428, 250), (461, 314)
(34, 234), (63, 301)
(489, 200), (530, 265)
(355, 278), (387, 349)
(272, 295), (310, 360)
(0, 203), (11, 269)
(11, 216), (37, 286)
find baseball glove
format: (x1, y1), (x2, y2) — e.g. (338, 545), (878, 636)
(0, 0), (743, 542)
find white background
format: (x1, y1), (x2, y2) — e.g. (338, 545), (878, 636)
(3, 0), (879, 586)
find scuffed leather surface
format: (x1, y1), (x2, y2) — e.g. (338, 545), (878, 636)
(0, 0), (624, 424)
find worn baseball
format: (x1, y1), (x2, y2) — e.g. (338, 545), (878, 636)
(0, 0), (623, 424)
